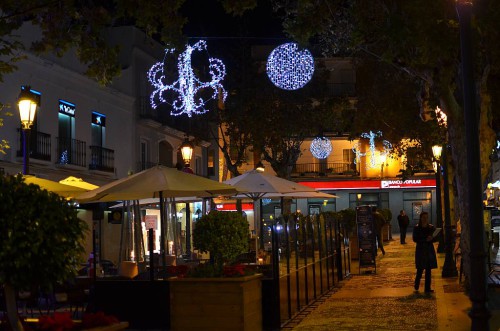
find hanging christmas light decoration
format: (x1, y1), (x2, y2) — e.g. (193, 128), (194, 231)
(148, 40), (227, 117)
(352, 131), (392, 168)
(266, 42), (314, 90)
(310, 136), (332, 159)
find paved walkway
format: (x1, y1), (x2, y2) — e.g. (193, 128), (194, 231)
(287, 235), (500, 331)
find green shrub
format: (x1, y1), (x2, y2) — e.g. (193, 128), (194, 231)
(193, 211), (249, 275)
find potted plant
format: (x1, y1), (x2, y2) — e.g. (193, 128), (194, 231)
(168, 211), (262, 331)
(0, 175), (89, 331)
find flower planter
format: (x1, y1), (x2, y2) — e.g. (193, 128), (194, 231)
(169, 274), (262, 331)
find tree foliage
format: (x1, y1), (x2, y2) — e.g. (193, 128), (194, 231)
(193, 211), (249, 273)
(0, 0), (188, 85)
(271, 0), (500, 287)
(0, 174), (88, 330)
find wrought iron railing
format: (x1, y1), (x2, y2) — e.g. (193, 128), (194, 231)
(292, 162), (358, 176)
(17, 130), (51, 161)
(56, 137), (86, 167)
(89, 146), (115, 172)
(262, 215), (350, 329)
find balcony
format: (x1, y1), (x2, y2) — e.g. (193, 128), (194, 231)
(89, 146), (115, 173)
(56, 137), (86, 167)
(291, 162), (359, 178)
(17, 130), (51, 161)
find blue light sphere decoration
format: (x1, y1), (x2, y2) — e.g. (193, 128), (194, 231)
(310, 136), (332, 159)
(266, 43), (314, 90)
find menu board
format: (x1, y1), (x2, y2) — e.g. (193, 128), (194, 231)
(356, 205), (377, 271)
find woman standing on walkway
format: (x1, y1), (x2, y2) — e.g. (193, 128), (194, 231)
(412, 212), (438, 293)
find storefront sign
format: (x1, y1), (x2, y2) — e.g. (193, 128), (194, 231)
(59, 100), (76, 116)
(144, 215), (157, 229)
(299, 178), (436, 190)
(381, 179), (429, 188)
(216, 203), (254, 211)
(92, 111), (106, 126)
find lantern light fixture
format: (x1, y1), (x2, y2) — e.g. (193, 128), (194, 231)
(180, 138), (194, 167)
(18, 86), (39, 130)
(432, 145), (443, 161)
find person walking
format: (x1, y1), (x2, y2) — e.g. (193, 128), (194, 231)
(372, 206), (386, 255)
(397, 210), (410, 244)
(412, 211), (438, 293)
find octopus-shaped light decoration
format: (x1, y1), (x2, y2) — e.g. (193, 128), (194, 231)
(352, 131), (392, 169)
(148, 40), (227, 117)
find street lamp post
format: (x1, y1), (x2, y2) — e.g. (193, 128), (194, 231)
(439, 146), (458, 278)
(432, 146), (445, 253)
(456, 2), (490, 328)
(180, 137), (194, 257)
(17, 86), (39, 175)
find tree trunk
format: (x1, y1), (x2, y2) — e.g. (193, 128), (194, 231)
(4, 283), (23, 331)
(444, 75), (495, 286)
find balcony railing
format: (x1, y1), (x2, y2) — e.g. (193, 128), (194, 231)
(292, 162), (358, 177)
(17, 130), (51, 161)
(89, 146), (115, 173)
(56, 137), (86, 167)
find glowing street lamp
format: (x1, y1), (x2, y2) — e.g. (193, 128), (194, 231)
(180, 138), (194, 169)
(179, 137), (194, 256)
(18, 86), (39, 175)
(433, 144), (457, 278)
(432, 145), (445, 253)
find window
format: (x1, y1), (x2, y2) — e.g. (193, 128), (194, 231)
(350, 192), (389, 209)
(208, 149), (215, 176)
(91, 112), (106, 147)
(58, 100), (76, 164)
(343, 148), (357, 172)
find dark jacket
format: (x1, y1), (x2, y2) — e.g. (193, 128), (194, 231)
(373, 211), (386, 234)
(412, 224), (438, 270)
(397, 214), (410, 228)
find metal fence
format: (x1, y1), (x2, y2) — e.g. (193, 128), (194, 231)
(262, 213), (351, 329)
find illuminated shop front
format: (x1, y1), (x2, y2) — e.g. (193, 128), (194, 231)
(298, 177), (438, 229)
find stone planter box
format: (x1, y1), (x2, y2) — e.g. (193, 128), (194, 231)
(169, 274), (262, 331)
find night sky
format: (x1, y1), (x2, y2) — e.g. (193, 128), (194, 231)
(181, 0), (286, 42)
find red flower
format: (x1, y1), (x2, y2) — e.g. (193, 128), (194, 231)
(223, 265), (246, 277)
(38, 312), (74, 331)
(82, 312), (119, 329)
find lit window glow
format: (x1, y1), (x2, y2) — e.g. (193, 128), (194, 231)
(266, 43), (314, 90)
(148, 40), (227, 117)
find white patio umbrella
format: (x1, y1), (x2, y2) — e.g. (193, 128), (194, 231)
(23, 175), (87, 199)
(76, 165), (238, 203)
(223, 169), (317, 199)
(75, 165), (238, 270)
(223, 169), (320, 247)
(59, 176), (99, 190)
